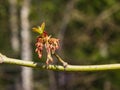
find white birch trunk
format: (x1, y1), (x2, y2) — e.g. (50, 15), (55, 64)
(20, 0), (33, 90)
(9, 0), (19, 52)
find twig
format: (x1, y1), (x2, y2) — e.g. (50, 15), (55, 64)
(1, 53), (120, 72)
(53, 53), (68, 67)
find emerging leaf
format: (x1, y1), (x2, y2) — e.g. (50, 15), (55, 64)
(32, 22), (45, 35)
(40, 22), (45, 34)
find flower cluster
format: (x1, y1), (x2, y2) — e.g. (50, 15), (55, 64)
(33, 22), (59, 64)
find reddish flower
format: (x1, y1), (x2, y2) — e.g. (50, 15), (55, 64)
(35, 35), (59, 64)
(34, 24), (59, 64)
(35, 36), (44, 58)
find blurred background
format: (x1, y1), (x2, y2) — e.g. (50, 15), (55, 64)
(0, 0), (120, 90)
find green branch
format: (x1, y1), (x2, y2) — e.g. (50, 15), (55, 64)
(0, 53), (120, 72)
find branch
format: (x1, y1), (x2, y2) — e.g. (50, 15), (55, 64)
(0, 53), (120, 72)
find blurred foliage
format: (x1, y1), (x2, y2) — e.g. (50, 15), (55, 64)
(0, 0), (120, 90)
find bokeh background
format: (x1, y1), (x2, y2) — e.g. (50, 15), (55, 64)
(0, 0), (120, 90)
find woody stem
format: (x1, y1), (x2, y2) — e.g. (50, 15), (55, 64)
(1, 53), (120, 71)
(53, 53), (68, 67)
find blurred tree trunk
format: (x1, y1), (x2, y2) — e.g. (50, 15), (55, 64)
(58, 0), (77, 90)
(9, 0), (21, 90)
(58, 0), (75, 51)
(48, 70), (57, 90)
(20, 0), (33, 90)
(9, 0), (19, 53)
(104, 80), (111, 90)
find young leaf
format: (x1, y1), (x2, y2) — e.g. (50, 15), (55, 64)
(40, 22), (45, 34)
(32, 22), (45, 35)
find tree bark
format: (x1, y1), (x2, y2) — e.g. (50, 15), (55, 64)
(58, 0), (77, 89)
(48, 70), (57, 90)
(9, 0), (19, 53)
(20, 0), (33, 90)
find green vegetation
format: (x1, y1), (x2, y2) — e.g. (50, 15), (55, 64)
(0, 0), (120, 90)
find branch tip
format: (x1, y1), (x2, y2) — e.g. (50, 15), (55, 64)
(0, 53), (6, 63)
